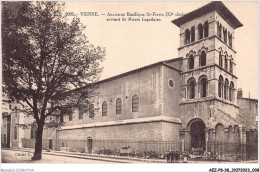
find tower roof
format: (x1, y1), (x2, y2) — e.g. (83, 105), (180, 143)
(172, 1), (243, 29)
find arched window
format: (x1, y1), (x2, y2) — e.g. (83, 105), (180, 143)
(229, 82), (234, 102)
(223, 28), (227, 43)
(89, 104), (94, 118)
(218, 75), (224, 98)
(199, 76), (208, 98)
(185, 29), (190, 44)
(200, 51), (206, 66)
(14, 126), (17, 140)
(132, 94), (139, 112)
(218, 24), (222, 39)
(187, 78), (196, 99)
(204, 21), (209, 38)
(224, 79), (229, 100)
(230, 59), (233, 73)
(219, 52), (223, 67)
(198, 24), (203, 40)
(102, 101), (107, 116)
(224, 55), (228, 70)
(228, 33), (232, 47)
(116, 98), (122, 114)
(217, 22), (220, 37)
(191, 27), (195, 42)
(189, 55), (194, 70)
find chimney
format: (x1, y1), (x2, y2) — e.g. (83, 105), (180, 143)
(237, 88), (243, 98)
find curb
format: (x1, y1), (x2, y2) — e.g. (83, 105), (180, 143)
(4, 148), (164, 163)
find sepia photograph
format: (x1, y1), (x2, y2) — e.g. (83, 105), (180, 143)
(1, 1), (259, 172)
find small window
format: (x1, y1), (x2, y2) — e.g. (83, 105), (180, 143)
(69, 114), (73, 121)
(191, 27), (195, 42)
(185, 29), (190, 44)
(14, 126), (17, 140)
(200, 77), (207, 98)
(218, 24), (222, 39)
(223, 28), (227, 43)
(200, 51), (206, 66)
(132, 94), (139, 112)
(168, 79), (174, 88)
(198, 24), (203, 40)
(224, 55), (228, 70)
(60, 114), (64, 123)
(102, 101), (107, 116)
(116, 98), (122, 114)
(218, 75), (224, 98)
(187, 78), (196, 99)
(204, 21), (208, 38)
(89, 104), (94, 118)
(78, 110), (83, 119)
(189, 55), (194, 70)
(224, 79), (229, 100)
(230, 59), (233, 74)
(228, 33), (232, 47)
(219, 52), (223, 67)
(230, 82), (234, 102)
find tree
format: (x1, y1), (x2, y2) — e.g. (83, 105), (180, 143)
(2, 1), (105, 160)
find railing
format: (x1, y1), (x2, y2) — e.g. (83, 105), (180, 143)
(22, 138), (180, 158)
(21, 138), (50, 150)
(21, 138), (258, 161)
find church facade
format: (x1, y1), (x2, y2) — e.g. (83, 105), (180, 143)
(1, 2), (258, 161)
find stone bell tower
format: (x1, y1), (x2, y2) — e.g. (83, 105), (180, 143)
(172, 1), (245, 157)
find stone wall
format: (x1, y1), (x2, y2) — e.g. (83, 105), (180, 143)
(60, 65), (164, 126)
(237, 98), (258, 129)
(162, 65), (181, 118)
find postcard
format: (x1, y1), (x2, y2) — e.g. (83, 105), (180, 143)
(1, 1), (258, 173)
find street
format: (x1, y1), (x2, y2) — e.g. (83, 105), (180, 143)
(1, 149), (117, 163)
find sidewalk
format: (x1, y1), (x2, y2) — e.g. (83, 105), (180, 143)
(4, 148), (258, 163)
(5, 148), (167, 163)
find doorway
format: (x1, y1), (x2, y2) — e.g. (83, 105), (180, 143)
(190, 120), (206, 150)
(49, 139), (53, 150)
(87, 138), (93, 154)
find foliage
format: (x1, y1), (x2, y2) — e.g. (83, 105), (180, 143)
(2, 1), (105, 125)
(2, 1), (105, 159)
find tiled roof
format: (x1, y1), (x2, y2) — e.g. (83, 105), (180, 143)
(94, 57), (182, 85)
(172, 1), (243, 29)
(54, 57), (183, 95)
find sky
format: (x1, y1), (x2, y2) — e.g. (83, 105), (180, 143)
(65, 1), (258, 99)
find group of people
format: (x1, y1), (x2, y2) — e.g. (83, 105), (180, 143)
(166, 150), (181, 163)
